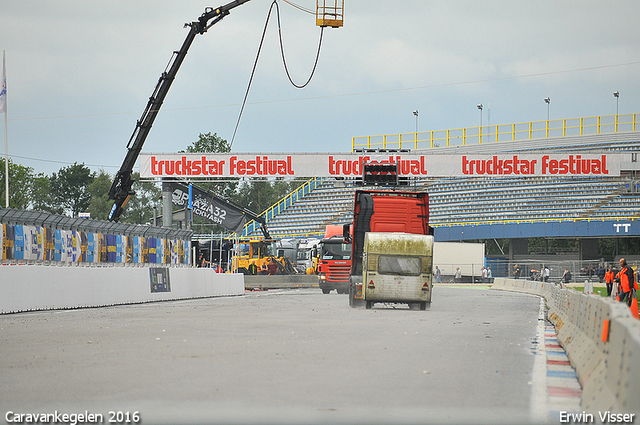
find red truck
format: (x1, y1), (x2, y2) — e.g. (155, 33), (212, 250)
(317, 225), (352, 294)
(347, 189), (431, 307)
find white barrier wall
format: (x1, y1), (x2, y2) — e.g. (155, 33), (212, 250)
(491, 278), (640, 417)
(0, 265), (244, 314)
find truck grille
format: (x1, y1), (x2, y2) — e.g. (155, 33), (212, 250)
(325, 264), (351, 283)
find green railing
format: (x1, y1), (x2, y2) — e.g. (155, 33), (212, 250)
(352, 113), (639, 151)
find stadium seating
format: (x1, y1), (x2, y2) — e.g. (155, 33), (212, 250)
(239, 133), (640, 238)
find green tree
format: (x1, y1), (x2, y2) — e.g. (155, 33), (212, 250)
(235, 178), (297, 215)
(86, 169), (114, 220)
(184, 132), (230, 154)
(0, 158), (34, 210)
(183, 132), (238, 200)
(49, 162), (95, 217)
(30, 173), (56, 213)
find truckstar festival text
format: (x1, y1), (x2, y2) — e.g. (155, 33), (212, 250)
(140, 153), (623, 178)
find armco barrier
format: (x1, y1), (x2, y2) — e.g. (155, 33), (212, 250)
(0, 265), (244, 314)
(491, 278), (640, 418)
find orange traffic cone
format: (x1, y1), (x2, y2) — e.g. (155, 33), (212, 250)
(631, 297), (639, 320)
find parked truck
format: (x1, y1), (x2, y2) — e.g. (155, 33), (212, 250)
(296, 237), (320, 274)
(347, 189), (432, 308)
(317, 225), (352, 294)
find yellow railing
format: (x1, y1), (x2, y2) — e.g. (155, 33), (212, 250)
(352, 113), (639, 151)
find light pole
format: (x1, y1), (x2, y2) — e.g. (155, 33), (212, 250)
(544, 97), (551, 121)
(614, 91), (620, 132)
(413, 110), (419, 133)
(477, 104), (483, 143)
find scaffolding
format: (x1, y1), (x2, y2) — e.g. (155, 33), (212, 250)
(316, 0), (343, 27)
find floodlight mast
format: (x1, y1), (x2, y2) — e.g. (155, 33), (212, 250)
(107, 0), (252, 222)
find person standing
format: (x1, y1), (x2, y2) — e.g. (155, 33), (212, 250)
(267, 258), (278, 275)
(605, 266), (615, 296)
(454, 267), (462, 283)
(248, 261), (258, 275)
(513, 264), (522, 279)
(562, 268), (572, 284)
(487, 267), (493, 284)
(618, 258), (637, 307)
(481, 267), (488, 283)
(197, 252), (210, 268)
(597, 265), (606, 284)
(543, 266), (550, 283)
(434, 266), (442, 283)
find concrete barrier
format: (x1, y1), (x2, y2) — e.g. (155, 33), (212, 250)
(244, 274), (318, 290)
(491, 278), (640, 418)
(0, 265), (244, 314)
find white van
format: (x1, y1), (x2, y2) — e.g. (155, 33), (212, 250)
(362, 232), (434, 310)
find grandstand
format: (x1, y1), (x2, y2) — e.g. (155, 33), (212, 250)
(242, 121), (640, 243)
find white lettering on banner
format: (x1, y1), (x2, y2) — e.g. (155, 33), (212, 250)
(462, 154), (610, 176)
(614, 223), (631, 233)
(149, 155), (294, 177)
(139, 153), (626, 178)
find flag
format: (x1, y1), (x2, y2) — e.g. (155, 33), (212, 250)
(0, 51), (6, 113)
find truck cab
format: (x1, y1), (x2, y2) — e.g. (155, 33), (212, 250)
(317, 234), (351, 294)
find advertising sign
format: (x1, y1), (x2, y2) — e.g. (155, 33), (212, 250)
(149, 268), (171, 293)
(14, 225), (24, 260)
(167, 182), (247, 234)
(140, 152), (626, 179)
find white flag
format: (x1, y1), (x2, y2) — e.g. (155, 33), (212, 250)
(0, 51), (6, 113)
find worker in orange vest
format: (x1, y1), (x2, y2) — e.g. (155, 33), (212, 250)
(605, 266), (615, 296)
(618, 258), (638, 307)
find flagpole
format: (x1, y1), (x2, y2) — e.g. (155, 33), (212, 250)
(3, 106), (7, 208)
(2, 50), (8, 208)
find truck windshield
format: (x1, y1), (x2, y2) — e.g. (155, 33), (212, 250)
(297, 250), (310, 261)
(320, 242), (351, 260)
(378, 255), (421, 276)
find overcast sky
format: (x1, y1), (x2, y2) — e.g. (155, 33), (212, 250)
(1, 0), (639, 175)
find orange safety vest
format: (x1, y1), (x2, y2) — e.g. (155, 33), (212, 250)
(605, 270), (614, 284)
(619, 267), (638, 293)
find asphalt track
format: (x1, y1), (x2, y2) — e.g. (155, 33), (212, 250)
(0, 286), (576, 425)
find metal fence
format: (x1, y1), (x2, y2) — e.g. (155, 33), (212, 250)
(1, 208), (193, 267)
(434, 258), (633, 285)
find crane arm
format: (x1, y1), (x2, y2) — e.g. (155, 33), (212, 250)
(108, 0), (252, 221)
